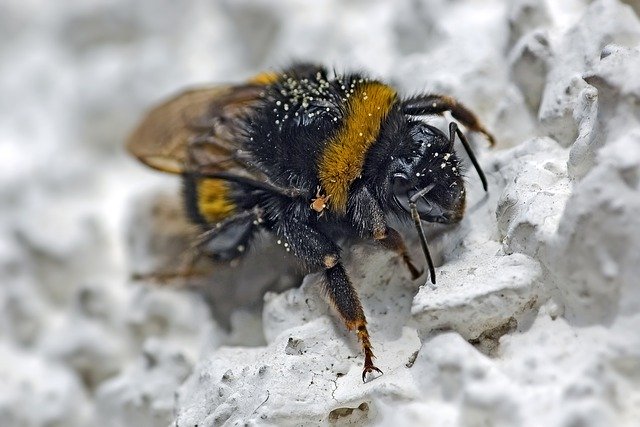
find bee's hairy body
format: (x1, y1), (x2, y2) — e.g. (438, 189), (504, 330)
(127, 63), (494, 380)
(190, 72), (387, 224)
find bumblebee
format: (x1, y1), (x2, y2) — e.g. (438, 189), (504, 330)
(127, 63), (494, 381)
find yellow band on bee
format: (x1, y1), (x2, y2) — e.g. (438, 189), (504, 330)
(248, 71), (280, 85)
(197, 178), (236, 223)
(318, 82), (397, 214)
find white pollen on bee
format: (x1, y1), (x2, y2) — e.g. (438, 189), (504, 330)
(276, 100), (281, 106)
(284, 104), (289, 110)
(452, 167), (457, 171)
(277, 240), (282, 245)
(253, 220), (258, 225)
(444, 153), (451, 160)
(283, 242), (289, 247)
(368, 113), (372, 116)
(427, 143), (431, 147)
(341, 85), (346, 89)
(434, 152), (439, 157)
(359, 132), (363, 136)
(432, 102), (437, 107)
(326, 107), (330, 111)
(333, 117), (338, 121)
(416, 172), (421, 177)
(275, 120), (280, 124)
(441, 163), (446, 168)
(237, 245), (245, 252)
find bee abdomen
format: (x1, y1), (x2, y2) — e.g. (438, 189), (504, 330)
(183, 175), (236, 226)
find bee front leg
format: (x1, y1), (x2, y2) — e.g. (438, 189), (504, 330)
(402, 94), (495, 146)
(348, 185), (422, 279)
(377, 227), (423, 280)
(275, 219), (382, 381)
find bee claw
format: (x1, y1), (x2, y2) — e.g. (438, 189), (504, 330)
(362, 365), (383, 382)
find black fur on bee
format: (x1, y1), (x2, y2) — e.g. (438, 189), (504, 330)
(127, 63), (495, 381)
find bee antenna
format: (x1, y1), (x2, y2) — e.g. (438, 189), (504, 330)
(449, 122), (488, 191)
(408, 185), (437, 284)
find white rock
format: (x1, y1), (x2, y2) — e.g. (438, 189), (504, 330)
(547, 131), (640, 324)
(538, 0), (640, 147)
(95, 339), (193, 427)
(0, 343), (92, 427)
(175, 319), (422, 426)
(495, 137), (572, 258)
(411, 244), (542, 344)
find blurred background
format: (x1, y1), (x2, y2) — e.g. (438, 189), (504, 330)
(3, 0), (636, 425)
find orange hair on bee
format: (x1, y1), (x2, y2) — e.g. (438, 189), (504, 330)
(318, 82), (397, 214)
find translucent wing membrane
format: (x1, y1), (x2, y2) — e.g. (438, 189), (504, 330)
(126, 84), (265, 176)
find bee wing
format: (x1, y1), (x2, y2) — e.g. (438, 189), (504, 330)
(126, 84), (264, 174)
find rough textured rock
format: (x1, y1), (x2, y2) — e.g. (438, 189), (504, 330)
(2, 0), (640, 426)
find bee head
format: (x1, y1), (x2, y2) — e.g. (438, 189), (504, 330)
(391, 122), (465, 224)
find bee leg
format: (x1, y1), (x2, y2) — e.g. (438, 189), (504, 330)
(130, 247), (209, 285)
(195, 211), (258, 262)
(401, 94), (495, 146)
(325, 263), (383, 382)
(133, 213), (258, 284)
(377, 227), (423, 280)
(348, 185), (422, 279)
(275, 219), (382, 381)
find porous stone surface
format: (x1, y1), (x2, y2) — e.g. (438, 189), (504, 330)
(2, 0), (640, 426)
